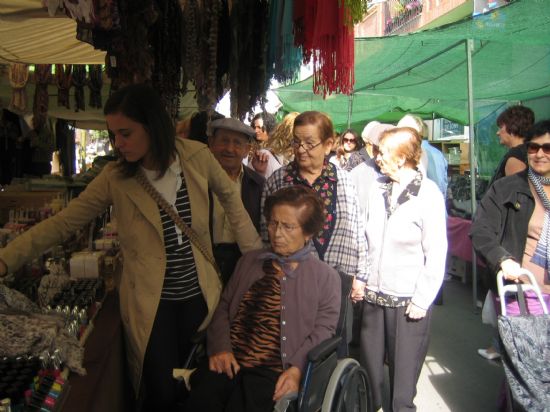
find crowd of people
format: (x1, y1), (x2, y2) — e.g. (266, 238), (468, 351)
(0, 83), (547, 412)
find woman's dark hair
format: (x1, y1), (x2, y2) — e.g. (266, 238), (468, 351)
(252, 112), (277, 135)
(340, 128), (364, 150)
(188, 110), (225, 145)
(293, 111), (334, 142)
(104, 83), (175, 178)
(526, 120), (550, 142)
(496, 106), (535, 139)
(263, 186), (325, 237)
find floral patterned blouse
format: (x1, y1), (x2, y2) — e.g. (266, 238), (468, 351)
(283, 161), (337, 260)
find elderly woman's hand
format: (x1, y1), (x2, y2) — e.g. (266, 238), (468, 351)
(273, 366), (301, 401)
(351, 278), (366, 302)
(405, 302), (427, 320)
(500, 259), (523, 282)
(209, 351), (241, 379)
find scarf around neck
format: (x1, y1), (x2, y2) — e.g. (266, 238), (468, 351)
(528, 168), (550, 279)
(257, 244), (315, 277)
(382, 170), (423, 219)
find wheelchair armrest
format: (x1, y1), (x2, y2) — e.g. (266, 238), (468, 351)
(307, 336), (342, 363)
(273, 392), (299, 412)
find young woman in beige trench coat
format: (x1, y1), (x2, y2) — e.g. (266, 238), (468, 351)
(0, 84), (262, 411)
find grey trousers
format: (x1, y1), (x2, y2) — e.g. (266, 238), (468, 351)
(359, 302), (432, 412)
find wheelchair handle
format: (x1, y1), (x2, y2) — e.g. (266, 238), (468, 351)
(497, 269), (548, 316)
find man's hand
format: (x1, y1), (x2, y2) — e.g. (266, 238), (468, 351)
(500, 259), (522, 282)
(405, 302), (427, 320)
(208, 351), (240, 379)
(351, 278), (366, 302)
(251, 151), (269, 176)
(273, 366), (301, 401)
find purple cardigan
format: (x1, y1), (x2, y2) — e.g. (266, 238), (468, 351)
(207, 249), (341, 372)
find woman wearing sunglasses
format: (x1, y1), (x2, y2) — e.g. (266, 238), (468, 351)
(476, 105), (535, 361)
(329, 128), (365, 171)
(471, 120), (550, 318)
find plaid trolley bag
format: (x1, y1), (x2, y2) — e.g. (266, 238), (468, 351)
(497, 269), (550, 412)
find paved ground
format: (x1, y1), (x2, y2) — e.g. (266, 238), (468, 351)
(414, 278), (504, 411)
(351, 278), (506, 411)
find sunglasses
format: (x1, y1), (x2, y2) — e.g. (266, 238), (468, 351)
(526, 142), (550, 155)
(342, 138), (356, 144)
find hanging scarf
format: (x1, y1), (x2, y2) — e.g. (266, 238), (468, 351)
(382, 170), (422, 219)
(8, 63), (29, 112)
(72, 65), (86, 112)
(528, 168), (550, 279)
(55, 64), (72, 109)
(258, 244), (315, 276)
(294, 0), (355, 96)
(88, 65), (103, 109)
(33, 64), (51, 131)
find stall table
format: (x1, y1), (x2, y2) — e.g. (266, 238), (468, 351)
(62, 291), (133, 412)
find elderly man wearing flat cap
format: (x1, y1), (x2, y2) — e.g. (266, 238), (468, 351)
(207, 118), (265, 283)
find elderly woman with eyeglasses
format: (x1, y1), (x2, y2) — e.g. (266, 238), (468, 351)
(360, 127), (447, 412)
(471, 120), (550, 317)
(184, 186), (341, 411)
(261, 111), (368, 323)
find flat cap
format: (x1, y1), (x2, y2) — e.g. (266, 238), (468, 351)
(361, 122), (395, 146)
(207, 118), (256, 140)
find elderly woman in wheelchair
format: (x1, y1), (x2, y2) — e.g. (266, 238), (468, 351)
(184, 185), (341, 412)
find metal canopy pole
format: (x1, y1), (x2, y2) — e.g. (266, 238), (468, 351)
(347, 92), (354, 129)
(466, 39), (478, 309)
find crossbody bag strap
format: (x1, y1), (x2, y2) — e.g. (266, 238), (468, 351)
(135, 169), (222, 277)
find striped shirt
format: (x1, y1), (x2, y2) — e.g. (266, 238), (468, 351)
(159, 174), (201, 301)
(142, 159), (201, 301)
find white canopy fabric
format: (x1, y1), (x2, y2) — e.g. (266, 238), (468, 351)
(0, 0), (105, 65)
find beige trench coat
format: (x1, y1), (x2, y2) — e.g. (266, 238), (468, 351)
(0, 138), (262, 394)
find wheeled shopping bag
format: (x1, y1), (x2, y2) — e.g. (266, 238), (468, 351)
(496, 269), (549, 412)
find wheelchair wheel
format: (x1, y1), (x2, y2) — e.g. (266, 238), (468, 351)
(321, 358), (373, 412)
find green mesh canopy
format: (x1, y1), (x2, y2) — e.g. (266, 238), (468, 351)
(275, 0), (550, 131)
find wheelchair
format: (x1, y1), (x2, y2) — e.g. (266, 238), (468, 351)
(183, 270), (374, 412)
(274, 270), (373, 412)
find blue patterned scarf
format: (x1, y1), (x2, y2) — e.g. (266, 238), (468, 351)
(258, 244), (315, 277)
(528, 167), (550, 280)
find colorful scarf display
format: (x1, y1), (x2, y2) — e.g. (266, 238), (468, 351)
(294, 0), (356, 96)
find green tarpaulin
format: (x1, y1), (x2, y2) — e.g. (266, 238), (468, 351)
(275, 0), (550, 131)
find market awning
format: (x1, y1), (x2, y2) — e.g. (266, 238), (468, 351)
(0, 0), (105, 65)
(275, 0), (550, 130)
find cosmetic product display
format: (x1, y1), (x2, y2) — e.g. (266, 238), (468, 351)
(24, 373), (68, 412)
(0, 356), (40, 410)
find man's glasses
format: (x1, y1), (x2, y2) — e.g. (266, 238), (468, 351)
(342, 138), (356, 144)
(291, 139), (323, 151)
(526, 142), (550, 155)
(267, 220), (300, 233)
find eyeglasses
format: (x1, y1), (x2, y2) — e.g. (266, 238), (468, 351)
(267, 220), (300, 233)
(527, 142), (550, 155)
(342, 138), (356, 144)
(291, 139), (323, 151)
